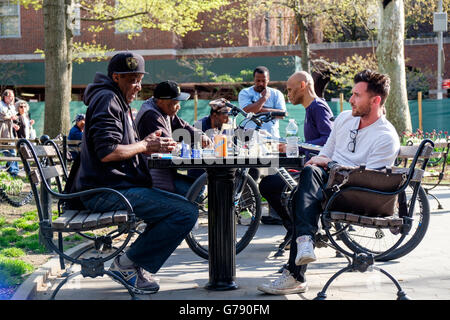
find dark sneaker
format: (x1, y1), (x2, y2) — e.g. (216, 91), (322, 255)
(109, 255), (160, 294)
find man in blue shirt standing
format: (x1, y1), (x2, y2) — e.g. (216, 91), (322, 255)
(238, 66), (286, 138)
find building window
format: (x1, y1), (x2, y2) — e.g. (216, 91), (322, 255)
(73, 3), (81, 36)
(0, 0), (20, 38)
(114, 0), (142, 34)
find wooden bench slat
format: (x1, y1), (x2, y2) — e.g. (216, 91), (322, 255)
(52, 210), (80, 229)
(330, 212), (346, 220)
(30, 165), (65, 184)
(345, 213), (360, 223)
(67, 211), (91, 229)
(432, 141), (450, 149)
(0, 157), (21, 161)
(113, 211), (128, 223)
(392, 167), (424, 182)
(97, 212), (114, 227)
(383, 217), (403, 227)
(372, 217), (389, 227)
(329, 211), (403, 228)
(82, 212), (102, 228)
(398, 144), (434, 159)
(19, 145), (58, 159)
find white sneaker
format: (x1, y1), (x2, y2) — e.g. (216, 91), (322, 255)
(257, 269), (307, 295)
(295, 235), (316, 265)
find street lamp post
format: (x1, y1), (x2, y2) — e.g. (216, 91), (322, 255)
(434, 0), (447, 100)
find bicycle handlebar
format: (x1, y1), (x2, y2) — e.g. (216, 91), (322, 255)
(225, 102), (287, 128)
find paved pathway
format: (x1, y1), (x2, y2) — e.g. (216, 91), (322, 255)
(28, 186), (450, 301)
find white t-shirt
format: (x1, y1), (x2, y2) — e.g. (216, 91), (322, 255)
(319, 110), (400, 169)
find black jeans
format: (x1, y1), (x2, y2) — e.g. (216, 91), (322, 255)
(258, 171), (301, 232)
(287, 165), (329, 282)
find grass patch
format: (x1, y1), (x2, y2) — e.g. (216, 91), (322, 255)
(0, 256), (34, 286)
(0, 207), (89, 294)
(0, 248), (25, 258)
(0, 217), (6, 228)
(0, 172), (25, 196)
(0, 209), (50, 291)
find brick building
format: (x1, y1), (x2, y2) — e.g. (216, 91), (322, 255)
(1, 1), (448, 101)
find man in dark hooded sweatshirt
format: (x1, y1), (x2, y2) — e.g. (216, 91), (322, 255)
(74, 52), (198, 295)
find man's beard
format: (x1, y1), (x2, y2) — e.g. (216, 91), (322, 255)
(351, 103), (371, 117)
(254, 85), (265, 93)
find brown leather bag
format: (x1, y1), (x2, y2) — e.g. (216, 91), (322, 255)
(323, 165), (407, 217)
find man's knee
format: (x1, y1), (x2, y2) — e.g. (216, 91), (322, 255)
(259, 174), (282, 198)
(299, 165), (321, 179)
(179, 202), (199, 229)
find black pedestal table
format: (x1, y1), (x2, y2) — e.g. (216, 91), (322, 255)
(148, 155), (304, 290)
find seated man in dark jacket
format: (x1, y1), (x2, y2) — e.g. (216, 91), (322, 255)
(74, 52), (198, 295)
(135, 80), (212, 196)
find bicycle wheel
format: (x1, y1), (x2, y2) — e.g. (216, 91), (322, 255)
(337, 184), (430, 261)
(184, 171), (262, 260)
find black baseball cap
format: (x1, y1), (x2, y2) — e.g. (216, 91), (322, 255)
(154, 80), (190, 101)
(107, 52), (147, 77)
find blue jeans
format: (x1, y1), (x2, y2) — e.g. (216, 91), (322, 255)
(81, 187), (198, 274)
(288, 165), (329, 282)
(3, 150), (19, 176)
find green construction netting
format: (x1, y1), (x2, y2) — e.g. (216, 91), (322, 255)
(28, 99), (450, 139)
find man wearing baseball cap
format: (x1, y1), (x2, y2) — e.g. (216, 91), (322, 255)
(135, 80), (212, 194)
(73, 52), (199, 294)
(194, 98), (231, 133)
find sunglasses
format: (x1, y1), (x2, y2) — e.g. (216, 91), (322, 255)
(347, 129), (358, 153)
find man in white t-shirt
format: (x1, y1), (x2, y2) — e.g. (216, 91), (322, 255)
(258, 69), (400, 295)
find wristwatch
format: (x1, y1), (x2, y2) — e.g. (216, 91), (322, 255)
(326, 161), (338, 171)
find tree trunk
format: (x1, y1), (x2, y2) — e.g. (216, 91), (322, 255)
(376, 0), (412, 134)
(295, 12), (310, 73)
(43, 0), (72, 138)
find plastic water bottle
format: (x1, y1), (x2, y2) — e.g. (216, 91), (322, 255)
(285, 119), (299, 158)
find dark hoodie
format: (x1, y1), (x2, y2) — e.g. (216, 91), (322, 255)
(73, 73), (152, 191)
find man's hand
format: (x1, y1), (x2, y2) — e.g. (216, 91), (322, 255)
(305, 155), (333, 168)
(143, 130), (177, 154)
(278, 143), (286, 153)
(13, 124), (20, 131)
(201, 135), (213, 149)
(260, 89), (271, 102)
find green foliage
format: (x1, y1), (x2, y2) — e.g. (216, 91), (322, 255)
(0, 172), (24, 196)
(0, 256), (34, 286)
(14, 234), (46, 253)
(405, 68), (432, 100)
(0, 217), (6, 228)
(12, 218), (39, 232)
(322, 53), (378, 100)
(0, 248), (25, 258)
(64, 234), (83, 242)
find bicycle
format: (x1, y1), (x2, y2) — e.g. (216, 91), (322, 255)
(185, 103), (431, 262)
(185, 104), (289, 259)
(185, 104), (308, 260)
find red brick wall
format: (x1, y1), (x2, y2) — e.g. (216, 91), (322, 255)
(2, 5), (449, 89)
(0, 6), (44, 54)
(0, 6), (180, 55)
